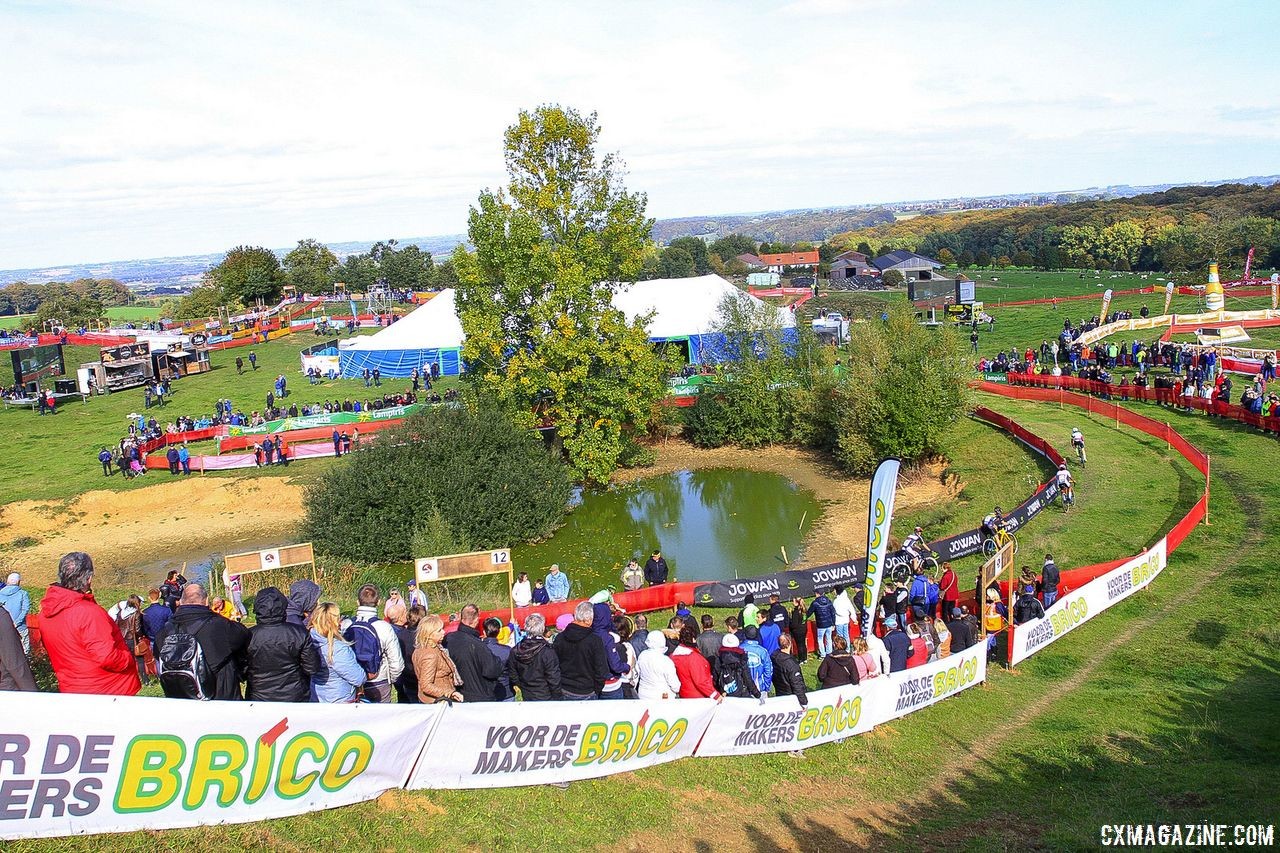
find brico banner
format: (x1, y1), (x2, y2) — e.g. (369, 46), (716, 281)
(1009, 538), (1167, 665)
(878, 641), (987, 722)
(405, 699), (717, 790)
(0, 693), (441, 841)
(695, 683), (882, 757)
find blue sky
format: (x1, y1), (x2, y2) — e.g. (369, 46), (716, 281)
(1, 0), (1278, 268)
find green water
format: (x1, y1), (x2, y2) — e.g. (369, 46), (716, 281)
(512, 468), (822, 595)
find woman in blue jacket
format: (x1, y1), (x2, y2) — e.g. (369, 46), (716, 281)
(309, 603), (365, 702)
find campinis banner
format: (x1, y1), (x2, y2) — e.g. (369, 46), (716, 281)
(0, 693), (442, 841)
(1009, 538), (1167, 666)
(405, 698), (718, 789)
(227, 404), (424, 436)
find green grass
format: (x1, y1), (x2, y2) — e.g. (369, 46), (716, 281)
(104, 306), (163, 323)
(0, 329), (456, 504)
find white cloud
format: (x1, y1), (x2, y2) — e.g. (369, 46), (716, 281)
(0, 0), (1278, 267)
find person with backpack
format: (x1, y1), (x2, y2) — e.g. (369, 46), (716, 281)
(1013, 584), (1046, 625)
(713, 634), (761, 700)
(113, 594), (150, 686)
(740, 625), (773, 696)
(39, 553), (140, 696)
(909, 566), (931, 622)
(155, 582), (250, 700)
(244, 587), (321, 702)
(343, 584), (404, 703)
(590, 596), (631, 700)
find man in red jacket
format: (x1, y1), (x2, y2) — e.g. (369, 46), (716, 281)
(39, 552), (141, 696)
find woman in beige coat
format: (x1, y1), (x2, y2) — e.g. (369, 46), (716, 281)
(413, 614), (463, 703)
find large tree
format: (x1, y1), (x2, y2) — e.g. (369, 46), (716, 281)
(283, 238), (338, 293)
(454, 105), (670, 483)
(208, 245), (285, 305)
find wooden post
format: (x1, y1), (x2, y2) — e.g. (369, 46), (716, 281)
(508, 565), (515, 624)
(1005, 542), (1017, 668)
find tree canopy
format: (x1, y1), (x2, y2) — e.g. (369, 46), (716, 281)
(207, 245), (285, 305)
(454, 105), (671, 483)
(283, 238), (338, 293)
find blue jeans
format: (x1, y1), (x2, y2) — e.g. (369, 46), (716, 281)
(598, 688), (626, 700)
(1043, 589), (1058, 609)
(563, 691), (596, 701)
(816, 626), (834, 658)
(835, 623), (850, 647)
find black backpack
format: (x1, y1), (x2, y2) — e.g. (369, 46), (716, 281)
(156, 615), (215, 700)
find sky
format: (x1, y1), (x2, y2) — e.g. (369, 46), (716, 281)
(1, 0), (1278, 269)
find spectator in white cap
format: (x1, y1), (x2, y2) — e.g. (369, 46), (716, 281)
(0, 573), (30, 655)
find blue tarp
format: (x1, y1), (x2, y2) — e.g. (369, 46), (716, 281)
(339, 347), (462, 378)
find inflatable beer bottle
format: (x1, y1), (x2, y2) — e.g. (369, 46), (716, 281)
(1205, 262), (1224, 312)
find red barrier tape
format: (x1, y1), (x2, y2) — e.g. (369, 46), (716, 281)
(999, 372), (1280, 440)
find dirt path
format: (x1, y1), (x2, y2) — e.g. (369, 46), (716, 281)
(0, 477), (305, 586)
(616, 440), (960, 566)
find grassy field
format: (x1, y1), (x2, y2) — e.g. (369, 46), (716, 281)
(15, 392), (1275, 852)
(0, 328), (455, 504)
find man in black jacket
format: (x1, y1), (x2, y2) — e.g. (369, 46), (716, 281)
(442, 603), (502, 703)
(244, 587), (320, 702)
(1041, 553), (1061, 608)
(156, 583), (250, 700)
(482, 617), (514, 701)
(643, 550), (668, 586)
(508, 613), (562, 701)
(946, 607), (974, 653)
(770, 635), (808, 708)
(554, 601), (609, 700)
(1013, 584), (1046, 625)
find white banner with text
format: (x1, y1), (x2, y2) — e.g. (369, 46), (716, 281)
(1010, 539), (1167, 666)
(0, 692), (442, 841)
(405, 698), (718, 789)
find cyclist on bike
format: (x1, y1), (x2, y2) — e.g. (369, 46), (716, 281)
(1071, 427), (1086, 465)
(902, 526), (929, 569)
(981, 507), (1007, 539)
(1056, 463), (1075, 505)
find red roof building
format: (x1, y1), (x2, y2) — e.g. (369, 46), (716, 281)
(757, 250), (819, 272)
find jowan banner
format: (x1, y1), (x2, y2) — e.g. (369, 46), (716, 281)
(1009, 539), (1167, 666)
(0, 693), (441, 841)
(406, 699), (717, 789)
(862, 458), (901, 634)
(227, 404), (424, 436)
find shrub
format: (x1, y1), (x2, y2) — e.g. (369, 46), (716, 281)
(303, 404), (572, 562)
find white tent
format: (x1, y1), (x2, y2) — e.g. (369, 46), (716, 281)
(612, 274), (795, 337)
(337, 276), (794, 377)
(338, 290), (464, 377)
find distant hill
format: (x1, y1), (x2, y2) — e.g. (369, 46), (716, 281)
(5, 173), (1277, 290)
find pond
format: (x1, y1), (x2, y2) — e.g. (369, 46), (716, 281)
(511, 468), (822, 596)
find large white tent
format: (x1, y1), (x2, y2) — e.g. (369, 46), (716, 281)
(338, 289), (464, 378)
(337, 275), (794, 378)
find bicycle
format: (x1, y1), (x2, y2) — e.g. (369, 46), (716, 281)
(888, 550), (939, 587)
(981, 527), (1018, 557)
(1061, 484), (1075, 511)
(1074, 441), (1087, 466)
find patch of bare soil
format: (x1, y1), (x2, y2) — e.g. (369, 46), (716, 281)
(616, 440), (960, 565)
(0, 477), (305, 586)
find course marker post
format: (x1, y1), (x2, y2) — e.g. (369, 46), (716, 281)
(1204, 454), (1211, 526)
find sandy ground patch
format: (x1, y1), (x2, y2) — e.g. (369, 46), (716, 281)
(0, 477), (305, 586)
(616, 440), (959, 565)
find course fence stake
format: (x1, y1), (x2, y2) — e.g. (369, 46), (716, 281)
(1204, 454), (1211, 526)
